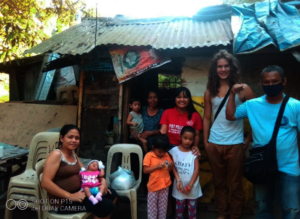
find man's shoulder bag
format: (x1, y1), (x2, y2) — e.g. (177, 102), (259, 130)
(244, 95), (290, 184)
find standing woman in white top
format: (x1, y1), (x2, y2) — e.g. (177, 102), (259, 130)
(203, 50), (254, 219)
(169, 126), (202, 219)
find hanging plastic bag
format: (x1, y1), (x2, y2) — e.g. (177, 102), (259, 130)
(109, 166), (136, 190)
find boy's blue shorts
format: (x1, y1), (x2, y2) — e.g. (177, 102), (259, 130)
(81, 187), (99, 196)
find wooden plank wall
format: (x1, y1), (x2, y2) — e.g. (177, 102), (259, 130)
(79, 71), (120, 163)
(0, 103), (77, 148)
(239, 54), (300, 99)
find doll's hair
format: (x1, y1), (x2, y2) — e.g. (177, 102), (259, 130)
(87, 160), (105, 170)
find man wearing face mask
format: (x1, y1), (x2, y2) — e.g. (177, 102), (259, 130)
(226, 65), (300, 219)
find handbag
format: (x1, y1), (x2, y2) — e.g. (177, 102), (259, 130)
(244, 95), (290, 184)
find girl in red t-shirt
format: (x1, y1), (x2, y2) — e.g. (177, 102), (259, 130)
(160, 87), (202, 150)
(160, 87), (202, 218)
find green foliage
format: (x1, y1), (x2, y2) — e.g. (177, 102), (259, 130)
(158, 74), (181, 89)
(84, 8), (97, 18)
(0, 95), (9, 103)
(0, 0), (87, 63)
(0, 73), (9, 103)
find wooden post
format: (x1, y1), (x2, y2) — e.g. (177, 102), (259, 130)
(76, 70), (84, 155)
(122, 81), (131, 143)
(118, 83), (123, 143)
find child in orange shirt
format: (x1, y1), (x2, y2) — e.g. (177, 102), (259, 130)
(143, 135), (173, 219)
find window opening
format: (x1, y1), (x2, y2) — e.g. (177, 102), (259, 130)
(158, 74), (181, 89)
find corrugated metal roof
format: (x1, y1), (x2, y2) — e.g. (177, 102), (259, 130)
(25, 18), (233, 55)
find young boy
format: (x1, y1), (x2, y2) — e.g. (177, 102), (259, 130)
(126, 97), (147, 153)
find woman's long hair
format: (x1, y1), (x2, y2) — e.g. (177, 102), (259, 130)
(58, 124), (80, 149)
(174, 87), (197, 120)
(207, 50), (241, 97)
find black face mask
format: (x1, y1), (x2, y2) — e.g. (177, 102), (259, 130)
(262, 83), (283, 97)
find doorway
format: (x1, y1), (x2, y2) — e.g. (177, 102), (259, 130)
(125, 58), (183, 183)
(129, 58), (183, 110)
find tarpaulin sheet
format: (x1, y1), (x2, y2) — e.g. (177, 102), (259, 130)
(232, 0), (300, 54)
(110, 47), (171, 83)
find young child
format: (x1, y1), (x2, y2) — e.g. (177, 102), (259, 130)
(143, 135), (173, 219)
(169, 126), (202, 219)
(80, 160), (105, 205)
(126, 97), (148, 153)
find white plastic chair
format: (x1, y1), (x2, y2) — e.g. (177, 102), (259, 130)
(106, 144), (143, 219)
(5, 132), (59, 219)
(35, 160), (92, 219)
(56, 85), (79, 105)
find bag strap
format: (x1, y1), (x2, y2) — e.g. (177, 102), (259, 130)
(214, 86), (233, 122)
(270, 95), (290, 142)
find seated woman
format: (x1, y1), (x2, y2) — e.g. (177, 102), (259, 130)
(41, 124), (118, 219)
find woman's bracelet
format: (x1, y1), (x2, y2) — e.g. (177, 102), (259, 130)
(176, 180), (182, 183)
(185, 186), (191, 192)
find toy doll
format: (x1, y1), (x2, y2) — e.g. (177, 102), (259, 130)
(80, 160), (105, 205)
